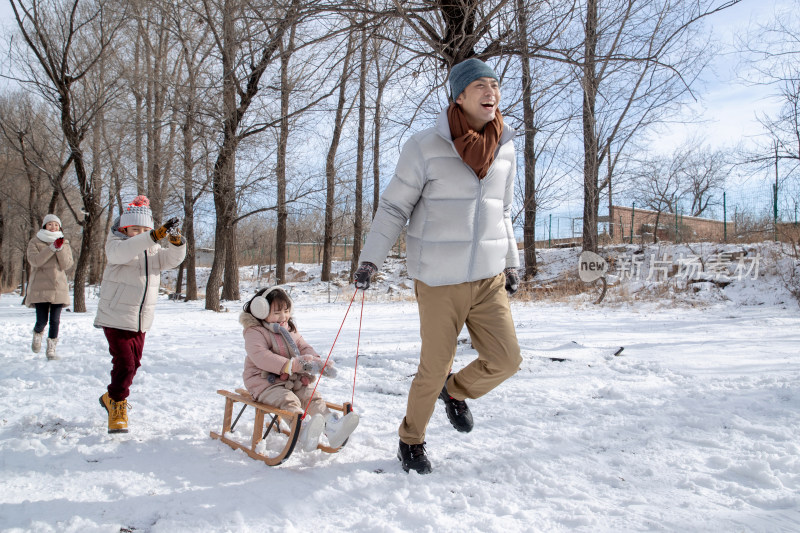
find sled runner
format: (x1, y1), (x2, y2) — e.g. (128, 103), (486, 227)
(210, 388), (353, 466)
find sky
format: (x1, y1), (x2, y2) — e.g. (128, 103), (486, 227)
(654, 0), (789, 152)
(0, 0), (788, 151)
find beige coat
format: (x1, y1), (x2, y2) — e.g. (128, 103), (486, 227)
(25, 236), (73, 307)
(93, 224), (186, 332)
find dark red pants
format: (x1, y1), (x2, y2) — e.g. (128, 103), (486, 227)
(104, 327), (146, 402)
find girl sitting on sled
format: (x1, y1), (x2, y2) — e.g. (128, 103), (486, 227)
(241, 287), (359, 452)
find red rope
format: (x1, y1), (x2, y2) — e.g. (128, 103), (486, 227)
(351, 289), (365, 407)
(302, 288), (360, 420)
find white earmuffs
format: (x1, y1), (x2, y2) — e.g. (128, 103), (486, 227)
(248, 287), (293, 320)
(249, 294), (270, 320)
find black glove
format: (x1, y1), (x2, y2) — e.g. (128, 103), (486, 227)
(167, 223), (183, 245)
(504, 267), (519, 296)
(354, 262), (377, 290)
(150, 217), (180, 242)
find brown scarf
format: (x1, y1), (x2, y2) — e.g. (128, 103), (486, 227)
(447, 102), (503, 179)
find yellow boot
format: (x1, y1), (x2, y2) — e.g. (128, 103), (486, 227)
(99, 392), (129, 433)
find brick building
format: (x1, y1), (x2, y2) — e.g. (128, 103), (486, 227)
(606, 205), (734, 244)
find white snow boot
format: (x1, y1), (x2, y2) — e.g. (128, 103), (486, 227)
(32, 329), (44, 353)
(324, 411), (359, 449)
(46, 337), (59, 360)
(298, 413), (324, 452)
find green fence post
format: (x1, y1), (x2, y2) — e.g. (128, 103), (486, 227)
(674, 207), (678, 243)
(548, 214), (552, 247)
(630, 202), (635, 244)
(344, 238), (348, 260)
(773, 183), (779, 241)
(723, 192), (727, 242)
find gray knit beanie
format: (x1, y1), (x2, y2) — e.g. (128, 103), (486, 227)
(42, 214), (62, 229)
(119, 195), (154, 229)
(449, 58), (500, 100)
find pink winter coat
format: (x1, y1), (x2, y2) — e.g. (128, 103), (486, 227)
(240, 312), (322, 400)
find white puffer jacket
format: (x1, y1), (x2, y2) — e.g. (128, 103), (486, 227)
(359, 107), (519, 286)
(93, 221), (186, 332)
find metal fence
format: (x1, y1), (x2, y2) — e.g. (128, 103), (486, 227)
(533, 180), (800, 247)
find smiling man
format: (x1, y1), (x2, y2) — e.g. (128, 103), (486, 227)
(354, 58), (522, 474)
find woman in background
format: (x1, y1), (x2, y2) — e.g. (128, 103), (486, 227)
(25, 214), (73, 360)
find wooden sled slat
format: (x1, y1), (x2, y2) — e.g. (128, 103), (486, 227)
(210, 388), (353, 466)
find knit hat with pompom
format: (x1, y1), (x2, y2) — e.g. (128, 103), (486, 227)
(119, 195), (154, 229)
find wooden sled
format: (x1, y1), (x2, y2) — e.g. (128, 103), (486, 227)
(210, 388), (353, 466)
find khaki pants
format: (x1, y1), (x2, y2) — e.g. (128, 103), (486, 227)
(399, 273), (522, 444)
(257, 385), (330, 418)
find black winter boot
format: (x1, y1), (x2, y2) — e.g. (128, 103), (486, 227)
(397, 440), (432, 474)
(439, 374), (473, 433)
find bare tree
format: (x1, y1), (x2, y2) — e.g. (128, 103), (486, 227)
(369, 25), (405, 218)
(629, 141), (728, 241)
(322, 35), (355, 282)
(681, 143), (728, 217)
(349, 23), (369, 277)
(390, 0), (516, 65)
(170, 1), (215, 301)
(198, 0), (307, 311)
(630, 150), (686, 243)
(0, 95), (70, 231)
(738, 5), (800, 181)
(8, 0), (126, 312)
(512, 0), (575, 278)
(572, 0), (740, 252)
(274, 25), (297, 285)
(0, 95), (72, 293)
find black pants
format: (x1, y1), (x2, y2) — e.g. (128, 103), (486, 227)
(34, 303), (63, 339)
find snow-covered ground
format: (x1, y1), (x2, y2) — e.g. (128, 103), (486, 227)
(1, 243), (799, 532)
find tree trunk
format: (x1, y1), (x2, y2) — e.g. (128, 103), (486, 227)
(350, 26), (368, 277)
(181, 106), (198, 301)
(8, 0), (119, 311)
(581, 0), (600, 253)
(372, 78), (384, 218)
(144, 12), (169, 223)
(206, 0), (238, 311)
(322, 37), (354, 282)
(61, 88), (102, 313)
(89, 101), (105, 286)
(204, 0), (293, 307)
(438, 0), (478, 63)
(70, 152), (99, 314)
(221, 222), (239, 300)
(518, 0), (537, 279)
(0, 196), (5, 287)
(134, 26), (145, 193)
(275, 27), (296, 285)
